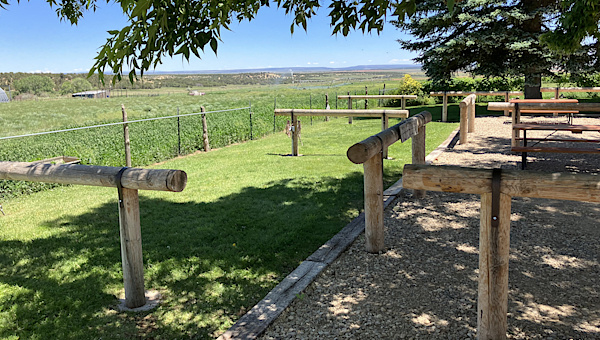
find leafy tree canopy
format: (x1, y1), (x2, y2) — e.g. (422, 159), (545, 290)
(1, 0), (597, 84)
(14, 75), (55, 95)
(395, 0), (599, 97)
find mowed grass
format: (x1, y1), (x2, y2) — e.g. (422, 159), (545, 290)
(0, 116), (457, 339)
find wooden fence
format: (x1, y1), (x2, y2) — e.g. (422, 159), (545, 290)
(431, 87), (600, 122)
(346, 111), (432, 253)
(0, 161), (187, 309)
(459, 94), (476, 145)
(274, 109), (409, 158)
(402, 164), (600, 339)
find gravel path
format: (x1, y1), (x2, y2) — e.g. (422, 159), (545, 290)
(258, 116), (600, 340)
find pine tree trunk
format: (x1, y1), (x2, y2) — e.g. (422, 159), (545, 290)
(524, 73), (542, 99)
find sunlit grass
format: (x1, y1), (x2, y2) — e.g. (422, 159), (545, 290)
(0, 116), (458, 339)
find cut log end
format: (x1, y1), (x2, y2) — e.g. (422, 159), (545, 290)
(166, 170), (188, 192)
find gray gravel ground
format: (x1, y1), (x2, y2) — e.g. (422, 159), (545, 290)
(258, 116), (600, 340)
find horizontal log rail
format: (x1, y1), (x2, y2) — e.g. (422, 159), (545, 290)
(337, 94), (418, 111)
(1, 161), (187, 309)
(274, 109), (409, 118)
(0, 162), (187, 192)
(347, 112), (432, 164)
(276, 109), (409, 157)
(488, 102), (600, 112)
(346, 111), (432, 253)
(402, 164), (600, 339)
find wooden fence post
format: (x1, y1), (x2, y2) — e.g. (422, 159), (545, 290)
(347, 92), (353, 124)
(363, 154), (384, 253)
(121, 104), (132, 167)
(504, 92), (510, 117)
(201, 106), (210, 152)
(459, 101), (468, 144)
(364, 86), (368, 110)
(468, 96), (475, 133)
(442, 92), (448, 122)
(118, 187), (146, 308)
(382, 113), (389, 159)
(291, 112), (299, 156)
(325, 94), (330, 121)
(478, 191), (511, 340)
(411, 125), (426, 198)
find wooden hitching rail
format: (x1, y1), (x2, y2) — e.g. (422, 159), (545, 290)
(402, 164), (600, 339)
(431, 87), (600, 122)
(337, 94), (418, 110)
(346, 111), (432, 253)
(274, 109), (409, 158)
(0, 161), (187, 309)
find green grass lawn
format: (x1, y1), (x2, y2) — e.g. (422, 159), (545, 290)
(0, 116), (457, 339)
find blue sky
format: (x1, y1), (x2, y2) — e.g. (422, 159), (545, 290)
(0, 2), (418, 73)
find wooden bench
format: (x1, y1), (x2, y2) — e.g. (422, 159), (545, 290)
(512, 123), (600, 169)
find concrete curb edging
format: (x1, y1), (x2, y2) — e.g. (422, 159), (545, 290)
(217, 127), (461, 340)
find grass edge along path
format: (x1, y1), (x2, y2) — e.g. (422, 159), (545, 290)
(0, 117), (458, 339)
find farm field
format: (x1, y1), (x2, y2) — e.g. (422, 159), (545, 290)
(0, 113), (458, 339)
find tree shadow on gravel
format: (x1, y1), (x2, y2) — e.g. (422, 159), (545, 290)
(266, 190), (599, 339)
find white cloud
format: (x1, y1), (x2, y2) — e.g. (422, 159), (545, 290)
(329, 61), (335, 64)
(388, 58), (414, 64)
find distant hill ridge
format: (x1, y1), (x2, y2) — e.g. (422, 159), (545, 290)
(146, 64), (421, 75)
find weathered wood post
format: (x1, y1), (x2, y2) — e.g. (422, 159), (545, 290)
(0, 162), (187, 309)
(347, 111), (432, 253)
(382, 112), (389, 159)
(118, 185), (146, 308)
(478, 187), (511, 340)
(504, 92), (510, 117)
(325, 94), (330, 121)
(411, 124), (426, 199)
(291, 111), (299, 156)
(363, 152), (384, 252)
(365, 86), (368, 110)
(442, 91), (448, 122)
(468, 95), (475, 133)
(347, 92), (353, 124)
(459, 101), (468, 145)
(121, 104), (132, 167)
(201, 106), (210, 152)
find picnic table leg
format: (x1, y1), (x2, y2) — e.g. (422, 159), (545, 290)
(521, 130), (527, 170)
(511, 104), (520, 148)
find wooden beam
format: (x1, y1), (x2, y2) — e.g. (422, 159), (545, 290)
(478, 192), (511, 340)
(291, 112), (299, 156)
(118, 187), (146, 308)
(430, 91), (523, 97)
(121, 104), (132, 167)
(347, 111), (432, 164)
(411, 125), (426, 199)
(337, 95), (418, 100)
(402, 164), (600, 203)
(459, 101), (468, 144)
(0, 162), (187, 192)
(363, 154), (384, 253)
(274, 109), (409, 118)
(201, 106), (210, 152)
(489, 102), (600, 112)
(467, 94), (475, 133)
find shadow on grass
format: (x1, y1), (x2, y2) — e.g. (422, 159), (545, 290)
(0, 169), (400, 339)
